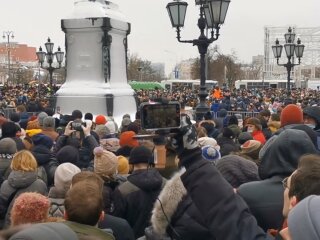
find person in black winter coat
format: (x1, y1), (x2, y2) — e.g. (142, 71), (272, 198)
(170, 114), (272, 240)
(237, 129), (318, 231)
(151, 168), (211, 240)
(111, 146), (165, 239)
(54, 120), (99, 169)
(31, 133), (58, 187)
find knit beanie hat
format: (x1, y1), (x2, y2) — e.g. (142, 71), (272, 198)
(105, 120), (117, 134)
(117, 155), (130, 174)
(54, 163), (81, 191)
(238, 132), (254, 145)
(10, 192), (50, 226)
(94, 146), (118, 179)
(32, 134), (54, 149)
(129, 146), (153, 165)
(198, 137), (220, 150)
(280, 104), (303, 127)
(288, 195), (320, 240)
(56, 145), (80, 165)
(216, 155), (259, 188)
(201, 145), (221, 162)
(37, 112), (48, 127)
(95, 115), (107, 125)
(119, 131), (139, 147)
(246, 117), (262, 131)
(241, 140), (262, 153)
(0, 137), (17, 154)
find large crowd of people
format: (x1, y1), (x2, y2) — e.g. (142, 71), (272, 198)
(0, 84), (319, 239)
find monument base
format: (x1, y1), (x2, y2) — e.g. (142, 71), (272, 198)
(55, 84), (137, 124)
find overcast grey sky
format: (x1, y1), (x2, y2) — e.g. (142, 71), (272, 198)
(0, 0), (319, 75)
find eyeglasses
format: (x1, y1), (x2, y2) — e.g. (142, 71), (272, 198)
(282, 177), (289, 189)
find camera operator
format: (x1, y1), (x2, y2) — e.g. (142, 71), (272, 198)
(54, 110), (99, 169)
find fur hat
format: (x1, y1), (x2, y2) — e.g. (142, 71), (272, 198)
(54, 163), (81, 191)
(216, 155), (259, 188)
(201, 145), (221, 162)
(0, 137), (17, 154)
(238, 132), (254, 145)
(94, 146), (118, 179)
(117, 155), (129, 174)
(280, 104), (303, 127)
(56, 145), (80, 164)
(241, 140), (262, 153)
(10, 192), (50, 226)
(43, 116), (55, 128)
(198, 137), (220, 150)
(32, 134), (54, 149)
(119, 131), (139, 147)
(129, 146), (153, 165)
(37, 112), (48, 127)
(95, 115), (107, 125)
(246, 117), (262, 131)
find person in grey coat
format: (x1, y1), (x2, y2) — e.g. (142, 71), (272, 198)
(0, 150), (47, 229)
(0, 138), (17, 185)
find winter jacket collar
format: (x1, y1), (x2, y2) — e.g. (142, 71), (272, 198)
(151, 168), (186, 235)
(128, 168), (163, 192)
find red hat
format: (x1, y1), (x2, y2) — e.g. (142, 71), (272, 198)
(280, 104), (303, 127)
(119, 131), (139, 148)
(95, 115), (107, 125)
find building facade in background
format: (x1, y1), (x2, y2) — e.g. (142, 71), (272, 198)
(0, 43), (38, 84)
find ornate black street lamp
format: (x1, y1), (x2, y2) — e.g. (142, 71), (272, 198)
(272, 27), (304, 97)
(2, 31), (14, 85)
(166, 0), (230, 121)
(36, 38), (64, 89)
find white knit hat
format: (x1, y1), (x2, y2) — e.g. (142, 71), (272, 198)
(198, 137), (220, 151)
(54, 163), (81, 191)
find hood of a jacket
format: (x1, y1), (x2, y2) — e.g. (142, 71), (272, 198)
(151, 168), (186, 235)
(128, 168), (163, 192)
(8, 170), (38, 189)
(32, 145), (52, 166)
(259, 129), (318, 180)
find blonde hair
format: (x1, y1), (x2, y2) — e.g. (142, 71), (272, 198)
(11, 150), (38, 171)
